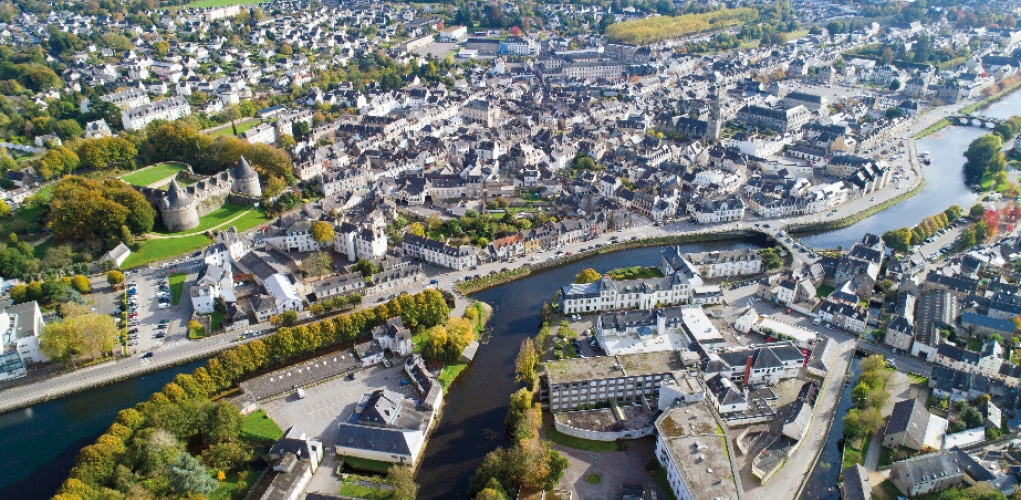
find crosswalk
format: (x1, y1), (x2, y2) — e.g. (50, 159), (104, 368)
(157, 340), (186, 351)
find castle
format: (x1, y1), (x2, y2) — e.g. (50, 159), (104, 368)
(139, 157), (262, 232)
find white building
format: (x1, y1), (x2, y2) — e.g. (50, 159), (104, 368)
(190, 262), (236, 314)
(122, 96), (191, 131)
(264, 274), (304, 314)
(655, 400), (740, 500)
(400, 234), (477, 271)
(0, 301), (47, 381)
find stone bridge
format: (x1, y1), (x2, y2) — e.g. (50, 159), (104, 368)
(952, 114), (1004, 128)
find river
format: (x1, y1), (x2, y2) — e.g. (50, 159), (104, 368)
(801, 355), (864, 499)
(799, 88), (1021, 250)
(415, 239), (766, 499)
(0, 359), (207, 499)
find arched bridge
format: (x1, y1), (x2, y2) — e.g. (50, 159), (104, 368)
(952, 115), (1004, 128)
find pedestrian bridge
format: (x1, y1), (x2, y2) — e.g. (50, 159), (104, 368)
(952, 114), (1003, 128)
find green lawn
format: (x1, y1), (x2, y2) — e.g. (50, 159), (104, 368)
(411, 330), (428, 354)
(208, 467), (260, 500)
(169, 273), (186, 306)
(585, 473), (602, 484)
(878, 446), (897, 468)
(121, 233), (214, 269)
(188, 327), (206, 339)
(606, 266), (664, 280)
(32, 238), (53, 259)
(873, 479), (903, 500)
(229, 208), (273, 232)
(645, 459), (679, 500)
(209, 311), (225, 332)
(907, 374), (929, 386)
(241, 409), (284, 444)
(546, 426), (621, 452)
(121, 162), (187, 187)
(178, 0), (267, 8)
(156, 204), (251, 235)
(340, 477), (393, 500)
(437, 363), (467, 388)
(341, 456), (393, 473)
(208, 119), (262, 138)
(816, 285), (835, 298)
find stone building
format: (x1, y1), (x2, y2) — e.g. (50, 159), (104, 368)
(140, 157), (262, 232)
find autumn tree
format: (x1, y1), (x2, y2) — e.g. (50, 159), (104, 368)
(40, 313), (119, 365)
(107, 270), (125, 286)
(71, 275), (92, 294)
(514, 338), (539, 389)
(303, 251), (333, 277)
(407, 222), (426, 238)
(574, 268), (601, 284)
(310, 221), (335, 245)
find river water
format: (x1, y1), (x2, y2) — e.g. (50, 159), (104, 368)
(801, 355), (864, 499)
(0, 359), (207, 499)
(5, 90), (1021, 500)
(801, 89), (1021, 249)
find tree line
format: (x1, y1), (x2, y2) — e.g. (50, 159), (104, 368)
(469, 321), (568, 499)
(604, 8), (758, 45)
(882, 204), (963, 253)
(54, 289), (450, 500)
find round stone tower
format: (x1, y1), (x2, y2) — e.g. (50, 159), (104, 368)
(161, 179), (200, 232)
(232, 156), (262, 198)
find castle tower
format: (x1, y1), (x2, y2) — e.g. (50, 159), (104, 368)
(231, 156), (262, 198)
(706, 86), (724, 142)
(161, 179), (200, 232)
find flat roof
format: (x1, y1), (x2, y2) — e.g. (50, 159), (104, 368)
(758, 316), (816, 343)
(656, 401), (741, 500)
(545, 351), (681, 385)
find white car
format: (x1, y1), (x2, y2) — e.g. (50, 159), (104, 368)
(159, 303), (171, 309)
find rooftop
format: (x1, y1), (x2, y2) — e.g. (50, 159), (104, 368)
(656, 401), (740, 500)
(545, 351), (681, 385)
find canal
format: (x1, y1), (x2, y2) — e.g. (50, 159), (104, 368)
(416, 238), (767, 499)
(799, 88), (1021, 250)
(801, 355), (864, 500)
(0, 359), (208, 499)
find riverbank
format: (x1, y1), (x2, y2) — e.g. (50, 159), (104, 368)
(961, 75), (1021, 115)
(455, 230), (763, 294)
(788, 177), (925, 238)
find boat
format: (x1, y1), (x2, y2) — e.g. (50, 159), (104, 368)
(920, 150), (932, 165)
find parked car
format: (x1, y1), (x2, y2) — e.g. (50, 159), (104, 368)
(159, 319), (171, 324)
(159, 303), (171, 309)
(141, 352), (154, 359)
(154, 333), (166, 339)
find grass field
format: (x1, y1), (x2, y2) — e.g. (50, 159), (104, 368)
(169, 272), (186, 306)
(209, 311), (225, 332)
(241, 410), (284, 444)
(121, 234), (213, 269)
(121, 163), (187, 187)
(229, 208), (273, 232)
(156, 204), (251, 235)
(437, 363), (467, 388)
(545, 425), (622, 452)
(178, 0), (266, 9)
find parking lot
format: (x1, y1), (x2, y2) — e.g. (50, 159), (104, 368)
(89, 260), (202, 362)
(260, 364), (418, 448)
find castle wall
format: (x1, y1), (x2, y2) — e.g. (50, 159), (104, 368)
(131, 163), (262, 234)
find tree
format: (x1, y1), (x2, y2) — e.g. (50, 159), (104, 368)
(408, 222), (426, 238)
(945, 204), (963, 221)
(107, 270), (124, 286)
(53, 119), (83, 141)
(0, 200), (9, 219)
(310, 221), (335, 245)
(154, 41), (170, 57)
(278, 43), (293, 55)
(964, 134), (1006, 185)
(354, 258), (378, 277)
(167, 452), (218, 495)
(387, 465), (419, 500)
(303, 251), (333, 277)
(275, 134), (296, 149)
(574, 268), (601, 284)
(200, 401), (243, 444)
(70, 275), (91, 294)
(40, 312), (119, 364)
(280, 310), (298, 326)
(514, 338), (539, 389)
(760, 248), (783, 270)
(971, 203), (987, 218)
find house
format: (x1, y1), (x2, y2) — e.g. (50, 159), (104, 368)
(783, 381), (819, 441)
(371, 317), (413, 358)
(842, 464), (872, 500)
(884, 315), (915, 352)
(701, 342), (805, 386)
(333, 388), (437, 466)
(263, 274), (304, 314)
(882, 398), (947, 452)
(400, 234), (477, 271)
(888, 450), (966, 497)
(121, 96), (191, 131)
(704, 373), (748, 414)
(935, 340), (1004, 377)
(246, 427), (324, 500)
(311, 273), (365, 303)
(99, 242), (132, 269)
(190, 262), (236, 314)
